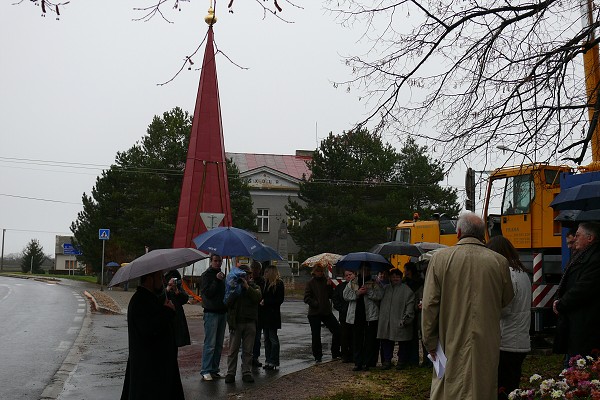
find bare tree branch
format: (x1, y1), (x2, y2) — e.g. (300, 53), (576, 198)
(326, 0), (600, 171)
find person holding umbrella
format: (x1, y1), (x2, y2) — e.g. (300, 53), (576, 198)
(199, 254), (228, 382)
(343, 262), (383, 371)
(120, 269), (184, 400)
(304, 264), (342, 362)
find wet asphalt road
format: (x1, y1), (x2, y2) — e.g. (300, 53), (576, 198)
(0, 276), (87, 400)
(53, 285), (334, 399)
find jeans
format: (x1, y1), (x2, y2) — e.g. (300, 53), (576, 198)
(227, 321), (256, 376)
(264, 328), (280, 366)
(201, 311), (227, 375)
(308, 313), (341, 360)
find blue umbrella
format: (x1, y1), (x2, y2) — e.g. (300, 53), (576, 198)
(549, 181), (600, 211)
(106, 261), (120, 267)
(251, 243), (284, 262)
(192, 227), (263, 257)
(335, 252), (392, 273)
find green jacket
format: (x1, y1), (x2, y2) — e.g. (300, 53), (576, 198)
(227, 282), (261, 330)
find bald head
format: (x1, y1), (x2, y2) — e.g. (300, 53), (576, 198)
(457, 212), (486, 241)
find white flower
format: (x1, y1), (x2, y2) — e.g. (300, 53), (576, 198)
(577, 358), (587, 367)
(559, 369), (567, 377)
(587, 356), (594, 362)
(540, 379), (556, 394)
(530, 374), (542, 383)
(508, 389), (520, 400)
(551, 389), (564, 398)
(592, 379), (600, 385)
(555, 380), (569, 391)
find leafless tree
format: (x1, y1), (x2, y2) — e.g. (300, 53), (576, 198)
(20, 0), (300, 23)
(325, 0), (600, 171)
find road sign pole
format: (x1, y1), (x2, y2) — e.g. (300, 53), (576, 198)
(101, 240), (105, 291)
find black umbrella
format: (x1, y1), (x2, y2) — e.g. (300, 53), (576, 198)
(335, 252), (393, 272)
(549, 181), (600, 211)
(369, 241), (421, 257)
(554, 209), (600, 222)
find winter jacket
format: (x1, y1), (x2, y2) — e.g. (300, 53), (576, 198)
(500, 268), (531, 353)
(259, 279), (285, 329)
(332, 281), (350, 322)
(377, 282), (415, 341)
(343, 278), (383, 324)
(304, 276), (334, 316)
(227, 282), (261, 330)
(200, 267), (227, 314)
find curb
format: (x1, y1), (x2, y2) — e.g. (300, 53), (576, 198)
(40, 292), (93, 399)
(83, 291), (122, 315)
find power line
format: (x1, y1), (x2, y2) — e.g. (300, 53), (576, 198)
(0, 193), (81, 205)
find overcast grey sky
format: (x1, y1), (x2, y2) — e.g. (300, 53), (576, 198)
(0, 0), (511, 259)
(0, 0), (383, 256)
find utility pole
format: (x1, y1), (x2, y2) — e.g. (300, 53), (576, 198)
(1, 229), (5, 272)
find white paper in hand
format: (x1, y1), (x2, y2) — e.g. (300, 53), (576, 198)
(427, 341), (447, 378)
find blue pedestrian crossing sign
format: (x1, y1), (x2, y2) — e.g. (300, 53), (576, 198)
(99, 229), (110, 240)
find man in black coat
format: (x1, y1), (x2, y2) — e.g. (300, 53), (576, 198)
(120, 270), (184, 400)
(554, 222), (600, 360)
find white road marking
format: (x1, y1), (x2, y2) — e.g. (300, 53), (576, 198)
(76, 308), (85, 314)
(67, 327), (79, 335)
(0, 285), (13, 301)
(73, 316), (83, 322)
(56, 341), (71, 351)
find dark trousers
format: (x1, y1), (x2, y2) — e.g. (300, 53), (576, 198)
(406, 323), (420, 366)
(352, 321), (379, 368)
(308, 313), (341, 360)
(339, 319), (353, 362)
(497, 351), (527, 400)
(252, 321), (264, 361)
(380, 339), (411, 365)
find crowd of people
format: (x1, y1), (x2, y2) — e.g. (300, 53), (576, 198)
(119, 212), (600, 400)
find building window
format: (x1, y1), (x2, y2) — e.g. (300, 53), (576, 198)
(257, 209), (270, 232)
(64, 259), (76, 270)
(288, 254), (300, 276)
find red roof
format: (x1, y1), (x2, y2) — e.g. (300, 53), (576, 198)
(226, 152), (312, 180)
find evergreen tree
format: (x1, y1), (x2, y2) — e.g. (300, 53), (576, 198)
(287, 130), (460, 260)
(70, 107), (255, 272)
(20, 239), (47, 274)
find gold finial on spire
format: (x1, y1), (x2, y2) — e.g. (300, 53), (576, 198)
(205, 0), (217, 26)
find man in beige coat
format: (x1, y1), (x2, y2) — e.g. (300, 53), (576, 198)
(421, 212), (514, 400)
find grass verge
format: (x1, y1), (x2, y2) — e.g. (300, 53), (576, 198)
(311, 354), (564, 400)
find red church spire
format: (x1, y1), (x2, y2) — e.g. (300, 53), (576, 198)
(173, 8), (232, 248)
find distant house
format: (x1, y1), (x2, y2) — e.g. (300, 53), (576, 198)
(226, 150), (312, 276)
(54, 235), (84, 274)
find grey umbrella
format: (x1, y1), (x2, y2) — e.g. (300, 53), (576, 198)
(108, 248), (208, 287)
(369, 241), (421, 257)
